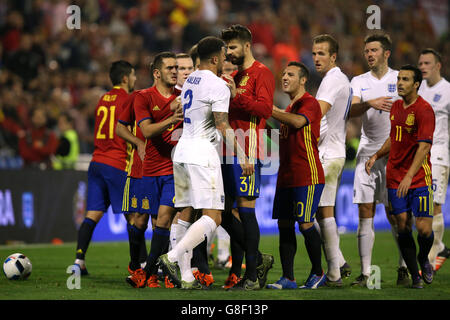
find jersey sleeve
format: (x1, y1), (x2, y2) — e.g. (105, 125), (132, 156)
(231, 67), (274, 119)
(133, 92), (152, 126)
(350, 76), (362, 99)
(296, 97), (321, 126)
(316, 75), (341, 106)
(417, 102), (435, 143)
(118, 93), (135, 125)
(211, 81), (231, 113)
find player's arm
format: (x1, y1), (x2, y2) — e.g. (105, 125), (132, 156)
(116, 122), (146, 161)
(349, 96), (393, 118)
(139, 109), (183, 140)
(271, 105), (308, 129)
(365, 136), (391, 175)
(213, 111), (253, 177)
(318, 100), (331, 118)
(397, 141), (432, 198)
(223, 72), (274, 119)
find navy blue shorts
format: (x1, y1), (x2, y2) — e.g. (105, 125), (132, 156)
(272, 184), (324, 223)
(222, 156), (262, 199)
(122, 176), (145, 214)
(141, 175), (175, 216)
(87, 161), (127, 214)
(388, 186), (434, 218)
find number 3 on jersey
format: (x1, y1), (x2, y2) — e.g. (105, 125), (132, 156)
(183, 89), (193, 124)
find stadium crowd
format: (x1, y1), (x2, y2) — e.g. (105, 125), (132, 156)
(0, 0), (448, 168)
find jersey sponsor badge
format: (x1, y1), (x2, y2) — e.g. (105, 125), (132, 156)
(433, 94), (441, 102)
(405, 113), (415, 126)
(388, 84), (396, 93)
(239, 74), (250, 87)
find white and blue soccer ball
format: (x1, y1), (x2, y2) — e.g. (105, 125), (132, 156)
(3, 253), (32, 280)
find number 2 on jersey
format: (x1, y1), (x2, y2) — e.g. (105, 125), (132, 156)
(183, 89), (193, 124)
(96, 105), (116, 139)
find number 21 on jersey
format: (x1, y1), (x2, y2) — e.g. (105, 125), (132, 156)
(96, 106), (116, 139)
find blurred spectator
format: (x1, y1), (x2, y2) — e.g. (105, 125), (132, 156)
(52, 112), (80, 170)
(18, 107), (59, 169)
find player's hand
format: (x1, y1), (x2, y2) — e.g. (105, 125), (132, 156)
(171, 105), (184, 123)
(272, 105), (283, 114)
(397, 175), (412, 198)
(240, 159), (254, 177)
(368, 96), (393, 112)
(170, 96), (181, 112)
(222, 74), (237, 99)
(33, 140), (43, 148)
(365, 154), (377, 175)
(137, 140), (146, 161)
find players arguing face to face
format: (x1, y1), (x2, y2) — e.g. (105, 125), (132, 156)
(312, 34), (338, 74)
(176, 54), (194, 87)
(397, 66), (422, 98)
(222, 24), (252, 67)
(418, 49), (442, 82)
(151, 53), (178, 88)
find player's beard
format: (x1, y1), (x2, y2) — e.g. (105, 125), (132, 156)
(229, 54), (244, 66)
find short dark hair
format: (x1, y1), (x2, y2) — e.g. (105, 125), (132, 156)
(150, 51), (176, 80)
(109, 60), (133, 86)
(420, 48), (442, 63)
(364, 33), (392, 52)
(400, 64), (422, 89)
(188, 44), (199, 64)
(176, 53), (192, 60)
(197, 36), (225, 61)
(313, 34), (339, 56)
(287, 61), (309, 81)
(221, 24), (252, 43)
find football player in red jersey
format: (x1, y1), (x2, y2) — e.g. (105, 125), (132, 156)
(126, 52), (184, 288)
(73, 60), (136, 275)
(220, 24), (275, 290)
(267, 62), (326, 290)
(366, 65), (436, 288)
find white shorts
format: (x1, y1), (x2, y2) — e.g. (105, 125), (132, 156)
(432, 164), (449, 205)
(353, 156), (388, 206)
(319, 157), (345, 207)
(173, 161), (225, 210)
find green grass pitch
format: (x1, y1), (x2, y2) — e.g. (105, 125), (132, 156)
(1, 231), (449, 300)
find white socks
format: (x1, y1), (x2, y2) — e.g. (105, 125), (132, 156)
(168, 215), (217, 282)
(319, 217), (341, 281)
(429, 212), (445, 267)
(216, 226), (230, 262)
(357, 218), (375, 276)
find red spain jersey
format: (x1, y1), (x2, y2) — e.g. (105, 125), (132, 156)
(92, 86), (129, 171)
(386, 96), (435, 189)
(133, 86), (182, 176)
(226, 60), (275, 161)
(277, 92), (325, 188)
(118, 91), (145, 179)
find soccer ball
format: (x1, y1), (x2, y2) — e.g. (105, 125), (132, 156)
(3, 253), (32, 280)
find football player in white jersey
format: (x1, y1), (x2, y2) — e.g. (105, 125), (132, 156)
(348, 33), (412, 286)
(312, 34), (352, 287)
(418, 48), (450, 272)
(158, 36), (253, 289)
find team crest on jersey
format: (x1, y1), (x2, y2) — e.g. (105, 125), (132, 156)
(131, 196), (138, 209)
(153, 105), (160, 111)
(239, 74), (250, 87)
(390, 115), (394, 120)
(142, 197), (150, 210)
(405, 113), (415, 126)
(433, 94), (441, 102)
(387, 84), (396, 93)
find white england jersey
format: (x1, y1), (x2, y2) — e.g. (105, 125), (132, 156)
(419, 78), (450, 167)
(316, 66), (352, 159)
(172, 69), (230, 166)
(350, 68), (400, 157)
